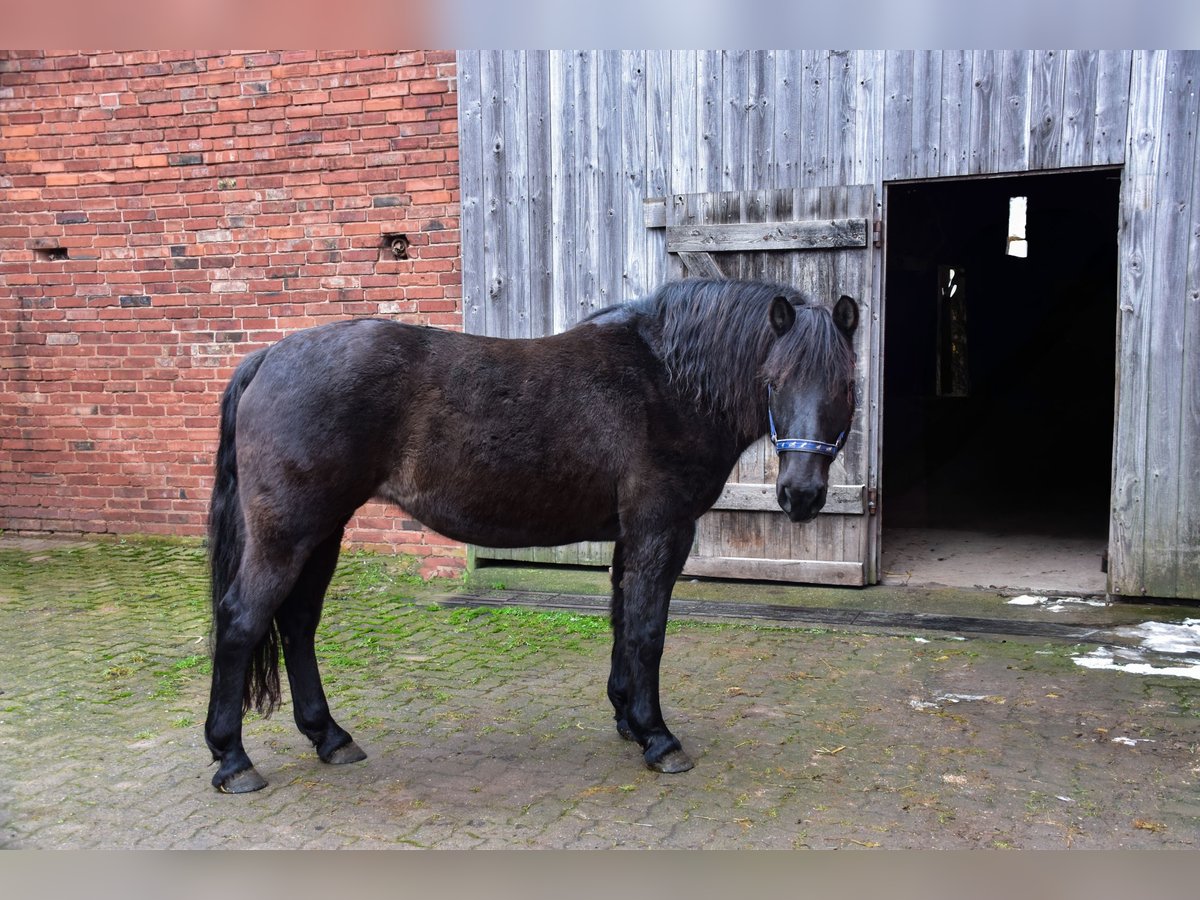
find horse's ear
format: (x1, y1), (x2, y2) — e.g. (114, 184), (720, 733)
(769, 295), (796, 336)
(832, 295), (858, 339)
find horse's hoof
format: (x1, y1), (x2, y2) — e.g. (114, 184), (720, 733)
(216, 766), (268, 793)
(646, 748), (694, 774)
(616, 719), (636, 742)
(323, 740), (367, 765)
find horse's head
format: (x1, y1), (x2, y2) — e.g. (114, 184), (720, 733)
(763, 294), (858, 523)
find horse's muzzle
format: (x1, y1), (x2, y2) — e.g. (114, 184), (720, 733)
(777, 484), (827, 523)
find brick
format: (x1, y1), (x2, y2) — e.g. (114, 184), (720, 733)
(1, 50), (463, 554)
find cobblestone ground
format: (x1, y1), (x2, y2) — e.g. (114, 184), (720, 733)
(1, 536), (1198, 849)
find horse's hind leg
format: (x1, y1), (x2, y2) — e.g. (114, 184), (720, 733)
(276, 527), (367, 766)
(206, 545), (305, 793)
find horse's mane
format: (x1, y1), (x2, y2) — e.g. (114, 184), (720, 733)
(585, 278), (854, 441)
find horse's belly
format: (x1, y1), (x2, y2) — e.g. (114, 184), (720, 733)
(381, 478), (621, 549)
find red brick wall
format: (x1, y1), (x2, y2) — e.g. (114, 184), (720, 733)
(0, 50), (465, 577)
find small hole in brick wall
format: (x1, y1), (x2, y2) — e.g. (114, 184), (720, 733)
(35, 246), (70, 261)
(381, 233), (409, 260)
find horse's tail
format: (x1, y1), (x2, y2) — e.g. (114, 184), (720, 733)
(208, 348), (281, 716)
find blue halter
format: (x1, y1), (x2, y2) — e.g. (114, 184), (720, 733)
(767, 386), (846, 459)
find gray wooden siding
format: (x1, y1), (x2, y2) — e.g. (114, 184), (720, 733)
(1111, 51), (1200, 598)
(458, 50), (1200, 600)
(459, 50), (1130, 325)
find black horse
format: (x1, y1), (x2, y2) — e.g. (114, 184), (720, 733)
(205, 278), (858, 792)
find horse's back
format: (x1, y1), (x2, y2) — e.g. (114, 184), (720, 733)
(230, 317), (678, 548)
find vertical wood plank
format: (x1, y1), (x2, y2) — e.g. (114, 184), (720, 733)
(1061, 50), (1098, 168)
(457, 51), (487, 335)
(939, 50), (973, 177)
(1094, 50), (1133, 166)
(525, 52), (553, 338)
(774, 50), (803, 188)
(1111, 50), (1168, 594)
(620, 50), (649, 299)
(479, 51), (508, 338)
(998, 49), (1031, 172)
(722, 50), (749, 191)
(1178, 52), (1200, 598)
(882, 50), (913, 182)
(1029, 49), (1066, 170)
(596, 50), (623, 310)
(501, 52), (531, 338)
(645, 51), (671, 290)
(665, 51), (696, 281)
(969, 51), (997, 174)
(549, 51), (577, 334)
(828, 50), (857, 185)
(854, 51), (885, 187)
(748, 51), (774, 190)
(574, 51), (599, 323)
(850, 184), (881, 583)
(910, 50), (942, 179)
(800, 51), (830, 185)
(698, 50), (722, 192)
(669, 50), (698, 196)
(1142, 53), (1199, 597)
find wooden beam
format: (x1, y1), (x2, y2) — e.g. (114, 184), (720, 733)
(666, 217), (868, 253)
(711, 483), (866, 515)
(643, 196), (667, 228)
(677, 250), (725, 278)
(682, 556), (864, 585)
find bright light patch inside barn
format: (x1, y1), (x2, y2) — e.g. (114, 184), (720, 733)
(1006, 195), (1028, 257)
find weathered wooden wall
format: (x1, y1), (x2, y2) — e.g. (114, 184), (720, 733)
(1111, 51), (1200, 598)
(458, 50), (1132, 325)
(457, 49), (1200, 600)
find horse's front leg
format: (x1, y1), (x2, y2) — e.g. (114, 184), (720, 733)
(606, 541), (637, 742)
(616, 517), (696, 773)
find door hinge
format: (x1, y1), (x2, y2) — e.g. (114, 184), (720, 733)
(867, 488), (878, 515)
(872, 220), (883, 248)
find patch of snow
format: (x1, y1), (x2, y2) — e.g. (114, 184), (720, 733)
(1007, 594), (1108, 612)
(936, 693), (990, 703)
(910, 692), (1002, 710)
(1115, 619), (1200, 655)
(1007, 595), (1043, 606)
(1073, 645), (1200, 681)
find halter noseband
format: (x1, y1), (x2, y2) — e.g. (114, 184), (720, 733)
(767, 386), (846, 459)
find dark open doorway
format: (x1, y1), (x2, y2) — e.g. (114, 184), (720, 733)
(882, 168), (1120, 593)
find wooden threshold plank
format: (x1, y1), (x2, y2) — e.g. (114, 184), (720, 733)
(681, 556), (864, 585)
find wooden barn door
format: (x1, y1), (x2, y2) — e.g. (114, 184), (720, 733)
(666, 185), (878, 585)
(474, 184), (878, 586)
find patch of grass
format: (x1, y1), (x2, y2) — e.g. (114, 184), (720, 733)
(445, 607), (610, 655)
(329, 550), (433, 598)
(171, 654), (208, 673)
(153, 654), (212, 699)
(317, 646), (364, 669)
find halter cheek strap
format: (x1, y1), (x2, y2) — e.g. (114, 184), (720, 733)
(767, 387), (846, 459)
